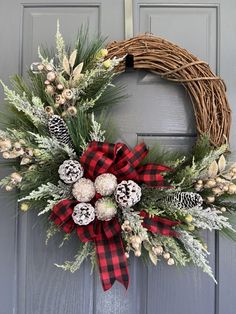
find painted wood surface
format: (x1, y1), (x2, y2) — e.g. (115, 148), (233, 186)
(0, 1), (236, 313)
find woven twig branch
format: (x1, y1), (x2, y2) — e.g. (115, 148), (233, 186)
(106, 34), (231, 147)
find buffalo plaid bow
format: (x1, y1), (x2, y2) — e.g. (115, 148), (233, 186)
(80, 141), (171, 186)
(140, 211), (179, 237)
(50, 199), (129, 291)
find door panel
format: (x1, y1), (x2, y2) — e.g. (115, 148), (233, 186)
(0, 1), (236, 314)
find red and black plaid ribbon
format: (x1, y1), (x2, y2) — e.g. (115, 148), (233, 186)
(140, 211), (179, 237)
(50, 199), (129, 291)
(80, 141), (171, 187)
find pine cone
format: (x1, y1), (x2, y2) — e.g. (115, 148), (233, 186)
(72, 203), (95, 225)
(48, 115), (72, 145)
(164, 192), (203, 210)
(58, 159), (84, 184)
(114, 180), (142, 208)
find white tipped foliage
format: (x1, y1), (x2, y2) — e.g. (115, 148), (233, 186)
(90, 113), (106, 142)
(0, 81), (48, 126)
(178, 230), (216, 282)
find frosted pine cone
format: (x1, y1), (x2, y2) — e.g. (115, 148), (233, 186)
(114, 180), (142, 208)
(72, 178), (96, 202)
(165, 192), (203, 210)
(72, 203), (95, 225)
(58, 160), (84, 184)
(48, 115), (72, 145)
(95, 197), (117, 221)
(94, 173), (117, 196)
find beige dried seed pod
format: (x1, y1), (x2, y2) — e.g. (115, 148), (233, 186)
(47, 71), (56, 82)
(130, 235), (142, 245)
(134, 250), (141, 257)
(67, 106), (77, 116)
(206, 196), (215, 203)
(45, 85), (55, 95)
(194, 183), (202, 191)
(2, 151), (11, 159)
(56, 84), (64, 90)
(0, 139), (12, 152)
(152, 245), (163, 256)
(223, 185), (229, 192)
(45, 64), (54, 71)
(44, 106), (54, 115)
(212, 187), (222, 195)
(125, 252), (130, 259)
(220, 207), (227, 212)
(163, 252), (170, 260)
(5, 185), (13, 191)
(62, 89), (74, 100)
(167, 258), (175, 266)
(204, 179), (216, 188)
(37, 64), (44, 71)
(228, 184), (236, 194)
(10, 172), (22, 183)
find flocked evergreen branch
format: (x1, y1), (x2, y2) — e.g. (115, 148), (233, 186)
(37, 46), (50, 64)
(151, 234), (189, 266)
(89, 113), (106, 142)
(46, 222), (61, 245)
(29, 132), (76, 159)
(19, 181), (71, 213)
(55, 242), (95, 273)
(178, 230), (216, 282)
(185, 206), (235, 232)
(122, 207), (148, 240)
(173, 143), (228, 188)
(0, 81), (48, 127)
(37, 199), (61, 216)
(55, 20), (66, 68)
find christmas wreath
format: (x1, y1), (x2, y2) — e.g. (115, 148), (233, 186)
(1, 23), (236, 291)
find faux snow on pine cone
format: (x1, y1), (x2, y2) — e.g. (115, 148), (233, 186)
(165, 192), (203, 210)
(72, 178), (96, 202)
(94, 173), (117, 196)
(48, 115), (72, 145)
(114, 180), (142, 208)
(95, 197), (117, 221)
(72, 203), (95, 225)
(58, 160), (84, 184)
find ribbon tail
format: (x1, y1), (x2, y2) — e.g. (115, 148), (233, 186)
(137, 163), (172, 187)
(140, 211), (179, 237)
(50, 199), (78, 233)
(95, 231), (129, 291)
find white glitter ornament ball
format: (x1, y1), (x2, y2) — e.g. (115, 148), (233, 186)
(95, 197), (117, 221)
(72, 178), (96, 202)
(58, 160), (84, 184)
(72, 203), (95, 225)
(115, 180), (142, 208)
(94, 173), (117, 196)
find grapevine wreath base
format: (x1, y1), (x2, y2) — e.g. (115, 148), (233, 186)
(107, 34), (231, 146)
(0, 24), (236, 291)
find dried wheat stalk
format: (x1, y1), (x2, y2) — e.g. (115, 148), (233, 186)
(107, 34), (231, 147)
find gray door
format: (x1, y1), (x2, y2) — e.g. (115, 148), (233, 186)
(0, 0), (236, 313)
